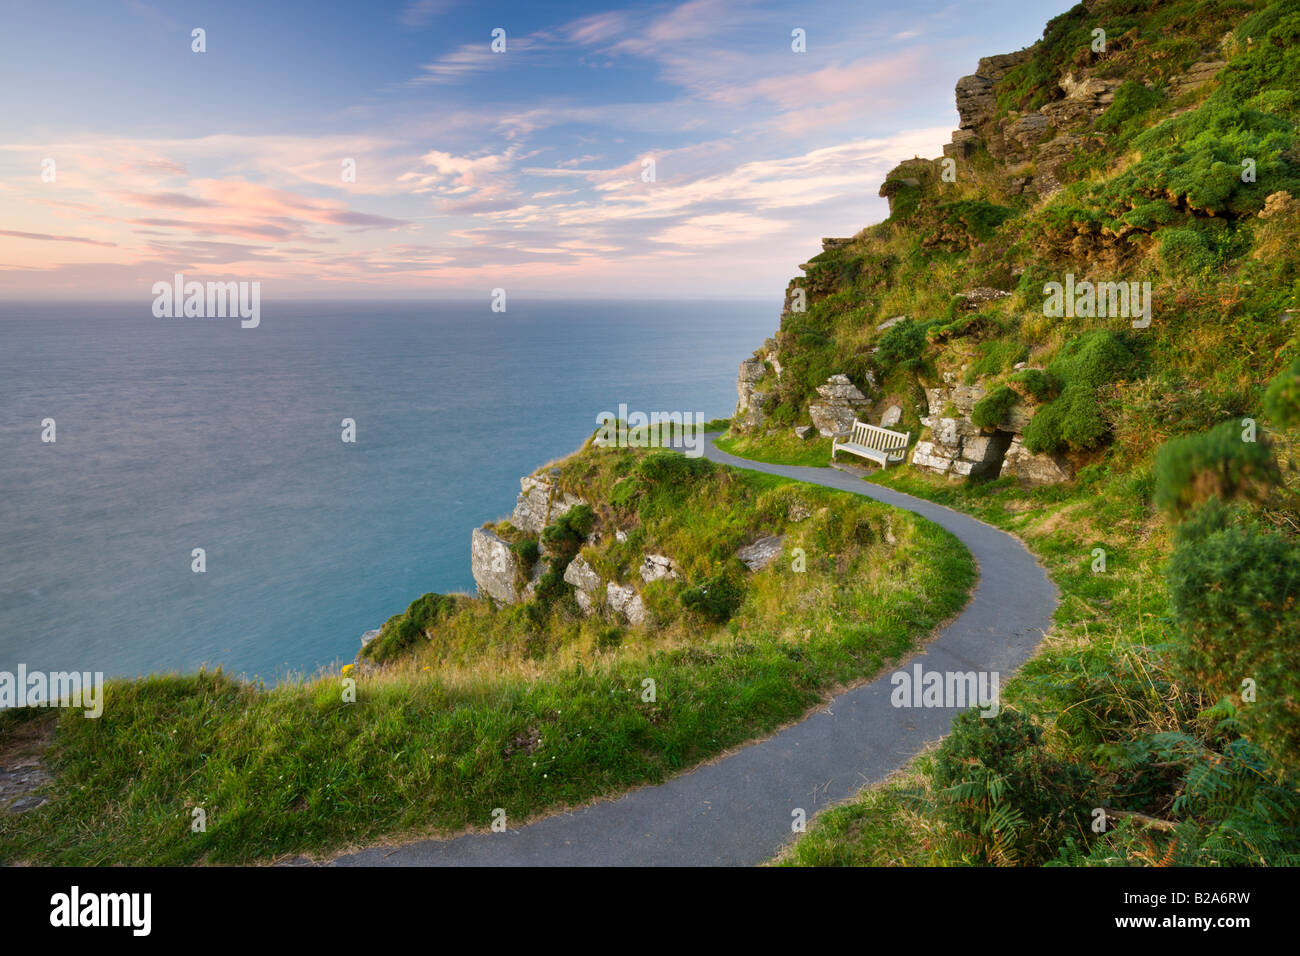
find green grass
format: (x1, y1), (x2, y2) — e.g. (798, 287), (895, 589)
(0, 442), (974, 865)
(715, 429), (833, 466)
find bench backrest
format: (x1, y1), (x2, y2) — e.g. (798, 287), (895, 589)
(849, 420), (908, 451)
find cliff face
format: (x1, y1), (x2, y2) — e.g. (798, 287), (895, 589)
(731, 0), (1299, 487)
(470, 472), (584, 604)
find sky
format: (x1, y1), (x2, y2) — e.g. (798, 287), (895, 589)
(0, 0), (1073, 299)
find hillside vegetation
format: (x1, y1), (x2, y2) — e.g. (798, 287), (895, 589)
(744, 0), (1300, 865)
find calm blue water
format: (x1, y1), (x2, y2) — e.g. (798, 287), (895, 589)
(0, 300), (775, 682)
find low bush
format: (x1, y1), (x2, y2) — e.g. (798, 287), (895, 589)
(680, 571), (745, 623)
(971, 385), (1018, 428)
(362, 592), (460, 662)
(932, 709), (1092, 866)
(1153, 420), (1279, 517)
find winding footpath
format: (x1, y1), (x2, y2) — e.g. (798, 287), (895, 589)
(329, 438), (1057, 867)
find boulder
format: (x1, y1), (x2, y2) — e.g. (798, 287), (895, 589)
(911, 440), (957, 475)
(809, 373), (873, 437)
(360, 628), (381, 649)
(1000, 437), (1073, 485)
(606, 582), (646, 626)
(794, 424), (815, 440)
(881, 405), (902, 428)
(471, 527), (522, 604)
(736, 535), (785, 571)
(809, 403), (858, 437)
(640, 553), (681, 583)
(564, 554), (603, 613)
(876, 315), (907, 332)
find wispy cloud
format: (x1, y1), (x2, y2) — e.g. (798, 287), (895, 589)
(398, 0), (455, 28)
(0, 229), (117, 247)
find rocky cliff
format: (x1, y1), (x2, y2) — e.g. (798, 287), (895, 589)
(727, 0), (1273, 486)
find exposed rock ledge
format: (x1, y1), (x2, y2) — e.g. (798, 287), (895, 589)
(511, 473), (586, 534)
(911, 376), (1072, 485)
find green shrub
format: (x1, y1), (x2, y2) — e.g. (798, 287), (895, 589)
(965, 339), (1029, 383)
(932, 709), (1093, 866)
(1117, 92), (1300, 217)
(1166, 501), (1300, 769)
(1096, 80), (1164, 136)
(637, 451), (715, 485)
(1263, 356), (1300, 427)
(1158, 220), (1250, 277)
(541, 504), (595, 558)
(875, 318), (929, 373)
(1159, 227), (1219, 275)
(936, 199), (1017, 242)
(1223, 4), (1300, 110)
(1010, 368), (1054, 402)
(1153, 420), (1280, 517)
(362, 592), (459, 662)
(680, 571), (744, 624)
(610, 477), (643, 508)
(1049, 330), (1136, 390)
(971, 385), (1018, 428)
(1022, 331), (1136, 454)
(511, 537), (540, 568)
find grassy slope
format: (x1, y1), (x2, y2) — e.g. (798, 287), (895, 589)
(716, 429), (833, 467)
(0, 441), (973, 865)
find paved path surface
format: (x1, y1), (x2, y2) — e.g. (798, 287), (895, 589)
(329, 438), (1057, 866)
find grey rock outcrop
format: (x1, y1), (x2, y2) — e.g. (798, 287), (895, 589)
(809, 373), (874, 437)
(958, 287), (1013, 307)
(736, 535), (785, 571)
(640, 554), (681, 583)
(1001, 437), (1073, 485)
(564, 554), (603, 613)
(1168, 59), (1226, 98)
(471, 527), (522, 604)
(912, 379), (1029, 479)
(736, 358), (772, 430)
(606, 582), (646, 626)
(511, 474), (586, 534)
(950, 49), (1034, 146)
(923, 381), (1032, 433)
(912, 418), (1007, 478)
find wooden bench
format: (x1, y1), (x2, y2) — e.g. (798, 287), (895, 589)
(831, 420), (910, 468)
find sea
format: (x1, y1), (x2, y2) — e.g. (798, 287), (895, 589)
(0, 299), (776, 683)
